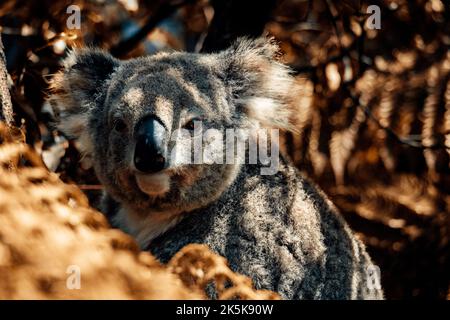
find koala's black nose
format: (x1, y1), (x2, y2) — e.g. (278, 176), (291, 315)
(134, 116), (167, 173)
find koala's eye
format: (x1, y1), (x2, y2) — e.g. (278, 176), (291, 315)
(183, 118), (201, 131)
(113, 118), (127, 133)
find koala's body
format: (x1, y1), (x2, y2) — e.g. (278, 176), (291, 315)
(50, 38), (383, 299)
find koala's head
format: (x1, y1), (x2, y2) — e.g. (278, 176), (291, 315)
(50, 38), (297, 216)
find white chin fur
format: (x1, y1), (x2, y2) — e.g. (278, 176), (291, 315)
(135, 173), (171, 196)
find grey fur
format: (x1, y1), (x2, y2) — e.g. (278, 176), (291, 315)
(50, 37), (383, 299)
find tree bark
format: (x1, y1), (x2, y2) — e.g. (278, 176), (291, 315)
(0, 33), (14, 126)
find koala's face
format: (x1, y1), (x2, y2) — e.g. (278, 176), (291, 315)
(50, 38), (296, 215)
(92, 53), (239, 214)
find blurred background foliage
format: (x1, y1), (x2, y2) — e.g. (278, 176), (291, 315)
(0, 0), (448, 299)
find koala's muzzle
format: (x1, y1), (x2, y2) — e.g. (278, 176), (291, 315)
(134, 116), (167, 173)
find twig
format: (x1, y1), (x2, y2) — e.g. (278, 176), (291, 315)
(110, 0), (192, 58)
(78, 184), (104, 191)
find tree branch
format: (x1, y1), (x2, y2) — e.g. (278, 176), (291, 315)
(110, 0), (192, 58)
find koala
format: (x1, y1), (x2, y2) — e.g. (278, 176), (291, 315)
(50, 37), (383, 299)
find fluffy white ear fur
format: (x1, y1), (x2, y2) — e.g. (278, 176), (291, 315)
(49, 48), (120, 157)
(220, 37), (298, 132)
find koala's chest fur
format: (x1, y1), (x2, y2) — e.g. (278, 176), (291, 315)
(111, 207), (184, 247)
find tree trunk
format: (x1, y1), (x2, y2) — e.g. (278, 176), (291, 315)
(0, 34), (14, 126)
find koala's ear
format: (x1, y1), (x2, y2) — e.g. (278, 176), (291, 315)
(49, 49), (120, 156)
(218, 37), (297, 131)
